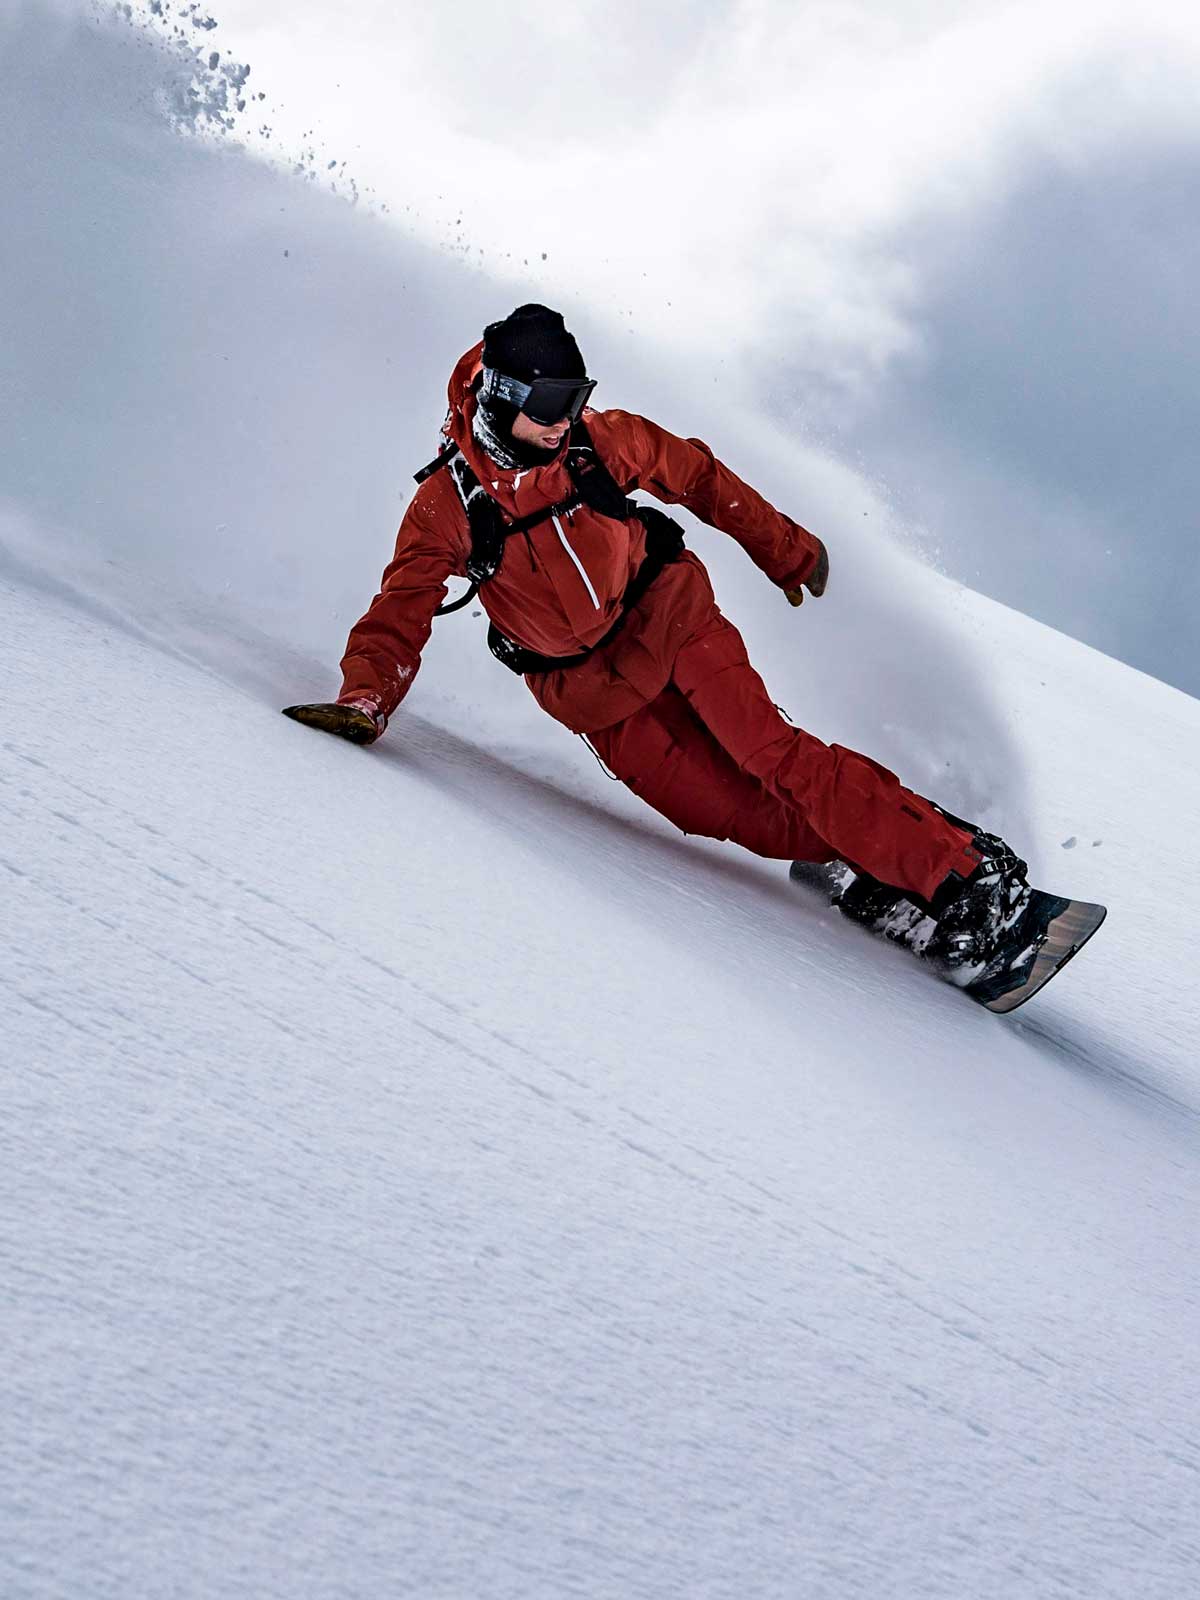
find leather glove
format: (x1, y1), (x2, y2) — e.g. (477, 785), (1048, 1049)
(281, 697), (386, 745)
(784, 536), (829, 606)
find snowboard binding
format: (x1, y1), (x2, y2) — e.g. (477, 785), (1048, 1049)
(789, 859), (1106, 1014)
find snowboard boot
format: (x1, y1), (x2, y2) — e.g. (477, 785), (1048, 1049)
(793, 825), (1103, 1013)
(925, 831), (1034, 986)
(789, 860), (936, 955)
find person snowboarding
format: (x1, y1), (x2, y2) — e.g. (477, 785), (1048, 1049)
(284, 304), (1103, 1011)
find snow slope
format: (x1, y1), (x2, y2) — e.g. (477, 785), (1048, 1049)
(3, 7), (1200, 1598)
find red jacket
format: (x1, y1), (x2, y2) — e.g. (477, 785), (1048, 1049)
(339, 343), (824, 735)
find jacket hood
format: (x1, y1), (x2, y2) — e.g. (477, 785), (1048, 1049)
(445, 341), (485, 454)
(442, 342), (571, 497)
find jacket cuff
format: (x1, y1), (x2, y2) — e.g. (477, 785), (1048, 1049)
(336, 692), (389, 734)
(337, 658), (417, 722)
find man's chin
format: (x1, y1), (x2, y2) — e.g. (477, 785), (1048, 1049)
(506, 430), (570, 469)
(530, 436), (567, 460)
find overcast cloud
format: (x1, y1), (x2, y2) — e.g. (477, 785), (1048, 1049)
(129, 0), (1200, 694)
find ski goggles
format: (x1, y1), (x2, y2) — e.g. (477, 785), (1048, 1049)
(480, 366), (597, 426)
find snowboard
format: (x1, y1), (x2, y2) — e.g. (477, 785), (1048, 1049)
(789, 861), (1106, 1014)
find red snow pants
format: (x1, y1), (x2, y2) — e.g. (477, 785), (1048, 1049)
(588, 609), (981, 906)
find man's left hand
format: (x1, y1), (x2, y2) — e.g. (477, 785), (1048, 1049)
(784, 537), (829, 606)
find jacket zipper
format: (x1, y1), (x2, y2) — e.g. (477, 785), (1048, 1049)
(552, 513), (601, 610)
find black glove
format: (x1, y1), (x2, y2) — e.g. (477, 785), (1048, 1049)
(784, 537), (829, 606)
(281, 701), (385, 745)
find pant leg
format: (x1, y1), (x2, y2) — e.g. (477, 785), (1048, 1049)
(668, 610), (982, 904)
(589, 685), (839, 862)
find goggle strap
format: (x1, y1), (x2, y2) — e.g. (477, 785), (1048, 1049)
(480, 368), (534, 409)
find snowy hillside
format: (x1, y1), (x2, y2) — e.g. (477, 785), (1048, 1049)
(3, 7), (1199, 1598)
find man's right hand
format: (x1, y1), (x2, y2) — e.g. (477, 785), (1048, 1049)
(281, 699), (386, 745)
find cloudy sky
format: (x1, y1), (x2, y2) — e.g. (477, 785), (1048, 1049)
(139, 0), (1200, 696)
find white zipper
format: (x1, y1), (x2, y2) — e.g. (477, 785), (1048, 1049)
(552, 513), (601, 610)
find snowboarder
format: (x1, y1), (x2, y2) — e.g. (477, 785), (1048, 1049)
(285, 304), (1102, 1010)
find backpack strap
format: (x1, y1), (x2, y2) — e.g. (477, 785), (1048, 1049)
(422, 419), (637, 617)
(416, 442), (496, 616)
(414, 438), (459, 484)
(487, 505), (686, 676)
(501, 420), (636, 535)
(565, 419), (637, 519)
(433, 580), (480, 617)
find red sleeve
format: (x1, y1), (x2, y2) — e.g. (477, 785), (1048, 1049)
(587, 409), (824, 591)
(338, 476), (466, 718)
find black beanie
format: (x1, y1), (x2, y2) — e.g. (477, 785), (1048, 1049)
(482, 304), (586, 382)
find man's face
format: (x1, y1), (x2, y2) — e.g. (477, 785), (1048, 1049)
(511, 409), (570, 453)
